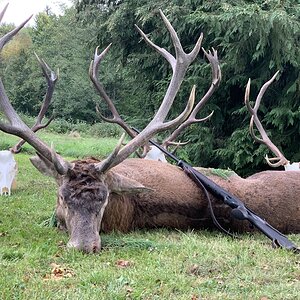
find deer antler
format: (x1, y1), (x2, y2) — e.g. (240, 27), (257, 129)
(92, 9), (203, 172)
(162, 48), (221, 149)
(10, 53), (58, 153)
(0, 4), (32, 50)
(245, 71), (289, 167)
(0, 5), (72, 174)
(89, 45), (153, 158)
(89, 44), (137, 139)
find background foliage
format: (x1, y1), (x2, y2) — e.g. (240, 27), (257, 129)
(1, 0), (299, 176)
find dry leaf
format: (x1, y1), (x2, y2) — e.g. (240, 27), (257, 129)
(187, 264), (200, 276)
(126, 286), (134, 293)
(116, 259), (132, 268)
(43, 263), (75, 280)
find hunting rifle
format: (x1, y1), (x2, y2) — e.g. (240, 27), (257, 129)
(132, 128), (299, 253)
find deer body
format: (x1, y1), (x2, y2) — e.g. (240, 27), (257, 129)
(102, 159), (300, 234)
(51, 158), (300, 247)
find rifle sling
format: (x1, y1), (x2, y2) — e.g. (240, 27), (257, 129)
(185, 165), (237, 238)
(131, 128), (299, 252)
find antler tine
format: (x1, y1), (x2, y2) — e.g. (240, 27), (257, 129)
(135, 10), (203, 72)
(89, 45), (136, 139)
(137, 10), (203, 124)
(94, 10), (204, 172)
(245, 72), (289, 167)
(162, 48), (221, 148)
(11, 53), (58, 153)
(0, 13), (32, 51)
(0, 3), (9, 23)
(264, 155), (288, 168)
(0, 14), (72, 175)
(95, 133), (126, 173)
(188, 48), (220, 121)
(249, 116), (263, 143)
(248, 71), (280, 113)
(161, 83), (195, 130)
(162, 140), (190, 152)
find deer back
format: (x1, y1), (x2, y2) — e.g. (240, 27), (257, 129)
(101, 159), (300, 234)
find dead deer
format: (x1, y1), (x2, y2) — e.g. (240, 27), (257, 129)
(0, 5), (299, 253)
(245, 72), (300, 171)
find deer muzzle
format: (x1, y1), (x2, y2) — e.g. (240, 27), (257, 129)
(67, 232), (101, 253)
(66, 215), (102, 253)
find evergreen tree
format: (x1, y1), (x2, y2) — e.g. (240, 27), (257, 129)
(76, 0), (300, 175)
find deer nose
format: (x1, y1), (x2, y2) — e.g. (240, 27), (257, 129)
(67, 238), (101, 253)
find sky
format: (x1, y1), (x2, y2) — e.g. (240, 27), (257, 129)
(0, 0), (73, 25)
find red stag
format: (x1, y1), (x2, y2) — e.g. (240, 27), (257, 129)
(0, 5), (299, 253)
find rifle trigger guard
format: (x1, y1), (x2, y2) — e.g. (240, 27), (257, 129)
(231, 206), (248, 220)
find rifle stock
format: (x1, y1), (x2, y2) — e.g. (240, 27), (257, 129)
(132, 128), (299, 253)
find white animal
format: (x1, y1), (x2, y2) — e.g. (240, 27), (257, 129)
(0, 150), (17, 196)
(144, 145), (167, 162)
(284, 162), (300, 171)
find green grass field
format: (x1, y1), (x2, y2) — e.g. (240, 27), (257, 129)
(0, 131), (299, 299)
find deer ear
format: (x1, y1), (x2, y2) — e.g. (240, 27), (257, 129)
(30, 153), (61, 180)
(105, 171), (152, 195)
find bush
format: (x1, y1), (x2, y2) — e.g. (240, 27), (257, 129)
(48, 118), (74, 134)
(88, 122), (123, 138)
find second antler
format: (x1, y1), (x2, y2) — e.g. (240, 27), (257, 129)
(245, 71), (289, 167)
(90, 13), (221, 161)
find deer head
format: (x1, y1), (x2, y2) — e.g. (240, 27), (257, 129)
(0, 6), (207, 252)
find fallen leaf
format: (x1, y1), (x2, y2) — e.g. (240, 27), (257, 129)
(43, 263), (75, 280)
(187, 264), (200, 276)
(116, 259), (132, 268)
(126, 286), (133, 293)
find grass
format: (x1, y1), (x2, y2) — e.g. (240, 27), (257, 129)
(0, 131), (119, 159)
(0, 131), (299, 299)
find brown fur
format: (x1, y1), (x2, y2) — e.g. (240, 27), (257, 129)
(101, 159), (300, 234)
(33, 156), (299, 252)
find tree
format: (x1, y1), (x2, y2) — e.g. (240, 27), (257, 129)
(31, 8), (100, 121)
(1, 6), (101, 122)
